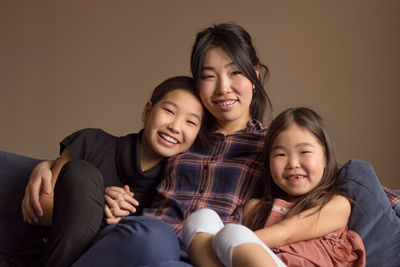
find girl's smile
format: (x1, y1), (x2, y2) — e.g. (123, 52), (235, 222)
(269, 123), (326, 200)
(141, 89), (203, 170)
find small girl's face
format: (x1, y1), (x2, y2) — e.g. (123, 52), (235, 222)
(142, 89), (203, 159)
(269, 123), (326, 201)
(198, 46), (253, 133)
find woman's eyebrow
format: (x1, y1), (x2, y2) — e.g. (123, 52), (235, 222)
(201, 62), (235, 71)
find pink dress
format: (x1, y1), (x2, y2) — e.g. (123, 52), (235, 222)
(264, 199), (366, 267)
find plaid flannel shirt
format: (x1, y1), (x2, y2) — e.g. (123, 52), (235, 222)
(143, 120), (267, 234)
(384, 186), (400, 208)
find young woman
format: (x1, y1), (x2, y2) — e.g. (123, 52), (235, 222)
(8, 76), (203, 267)
(71, 22), (272, 267)
(183, 107), (366, 267)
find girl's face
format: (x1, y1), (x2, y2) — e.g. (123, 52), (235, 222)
(142, 89), (203, 160)
(269, 123), (326, 201)
(199, 46), (253, 134)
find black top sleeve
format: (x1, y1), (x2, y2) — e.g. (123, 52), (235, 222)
(60, 128), (123, 187)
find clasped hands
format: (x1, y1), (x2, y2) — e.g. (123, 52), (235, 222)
(104, 185), (139, 224)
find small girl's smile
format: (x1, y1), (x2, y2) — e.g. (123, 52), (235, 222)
(269, 123), (326, 198)
(285, 174), (307, 182)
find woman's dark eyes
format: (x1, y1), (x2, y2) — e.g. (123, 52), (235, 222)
(200, 74), (214, 79)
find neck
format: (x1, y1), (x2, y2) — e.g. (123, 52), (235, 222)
(140, 137), (164, 172)
(216, 117), (250, 135)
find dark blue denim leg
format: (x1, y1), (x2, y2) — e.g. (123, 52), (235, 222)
(72, 216), (181, 267)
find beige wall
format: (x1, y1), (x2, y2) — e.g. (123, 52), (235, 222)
(1, 1), (399, 188)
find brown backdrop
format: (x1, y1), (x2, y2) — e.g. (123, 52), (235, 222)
(1, 1), (399, 188)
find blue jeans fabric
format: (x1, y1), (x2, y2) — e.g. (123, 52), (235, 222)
(72, 216), (192, 267)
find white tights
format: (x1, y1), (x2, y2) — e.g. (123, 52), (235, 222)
(182, 208), (286, 267)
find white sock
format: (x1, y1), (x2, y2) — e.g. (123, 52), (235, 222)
(212, 224), (286, 267)
(182, 208), (224, 250)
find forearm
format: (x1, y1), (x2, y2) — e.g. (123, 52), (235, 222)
(37, 150), (71, 225)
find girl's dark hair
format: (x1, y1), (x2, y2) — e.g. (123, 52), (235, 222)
(150, 76), (195, 105)
(149, 76), (206, 145)
(190, 23), (272, 134)
(246, 107), (342, 230)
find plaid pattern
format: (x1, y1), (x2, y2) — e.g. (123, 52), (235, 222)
(143, 120), (267, 233)
(384, 186), (400, 208)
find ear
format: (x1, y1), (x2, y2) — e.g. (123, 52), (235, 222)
(255, 65), (260, 79)
(141, 101), (153, 122)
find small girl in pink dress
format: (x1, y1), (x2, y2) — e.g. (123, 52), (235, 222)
(183, 107), (366, 267)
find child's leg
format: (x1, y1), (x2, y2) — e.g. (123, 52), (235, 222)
(212, 224), (286, 267)
(182, 208), (224, 267)
(72, 216), (181, 266)
(43, 160), (104, 267)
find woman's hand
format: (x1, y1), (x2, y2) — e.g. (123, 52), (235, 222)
(21, 160), (54, 224)
(104, 185), (139, 225)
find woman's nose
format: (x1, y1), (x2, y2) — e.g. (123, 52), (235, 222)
(216, 76), (231, 95)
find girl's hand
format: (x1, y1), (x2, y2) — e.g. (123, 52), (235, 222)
(103, 185), (139, 224)
(21, 160), (54, 224)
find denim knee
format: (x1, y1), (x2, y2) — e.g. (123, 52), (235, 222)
(73, 216), (181, 267)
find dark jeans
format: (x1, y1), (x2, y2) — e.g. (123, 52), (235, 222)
(1, 159), (104, 267)
(73, 216), (192, 267)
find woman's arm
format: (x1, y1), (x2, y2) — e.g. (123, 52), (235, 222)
(21, 149), (71, 225)
(254, 195), (351, 249)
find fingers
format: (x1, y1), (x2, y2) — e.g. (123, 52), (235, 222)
(29, 179), (44, 218)
(104, 195), (133, 216)
(105, 187), (139, 207)
(21, 192), (39, 224)
(104, 204), (121, 225)
(42, 172), (53, 195)
(123, 185), (134, 197)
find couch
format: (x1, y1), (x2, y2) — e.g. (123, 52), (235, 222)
(1, 150), (399, 266)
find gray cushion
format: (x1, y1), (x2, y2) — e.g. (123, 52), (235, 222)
(0, 150), (41, 252)
(339, 159), (400, 267)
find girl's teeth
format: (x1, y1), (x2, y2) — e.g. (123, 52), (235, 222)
(289, 176), (303, 180)
(160, 133), (177, 144)
(218, 100), (236, 106)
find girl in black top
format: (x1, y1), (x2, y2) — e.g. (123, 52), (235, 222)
(14, 76), (204, 267)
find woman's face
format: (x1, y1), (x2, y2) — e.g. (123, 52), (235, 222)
(198, 47), (253, 134)
(142, 89), (203, 161)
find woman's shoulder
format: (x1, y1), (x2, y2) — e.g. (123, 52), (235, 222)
(247, 119), (268, 132)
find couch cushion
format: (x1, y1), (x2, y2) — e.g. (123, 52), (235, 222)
(0, 150), (41, 252)
(339, 159), (400, 267)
